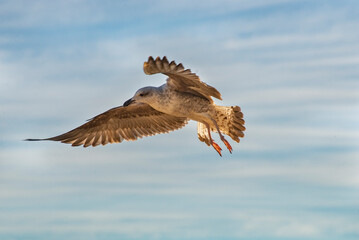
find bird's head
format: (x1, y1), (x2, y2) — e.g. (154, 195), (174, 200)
(123, 87), (158, 106)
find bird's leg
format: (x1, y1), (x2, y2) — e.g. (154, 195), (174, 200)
(211, 119), (233, 154)
(205, 123), (222, 157)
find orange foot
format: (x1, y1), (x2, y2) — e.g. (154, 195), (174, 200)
(212, 141), (222, 157)
(222, 139), (233, 154)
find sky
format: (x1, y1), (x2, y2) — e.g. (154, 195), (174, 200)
(0, 0), (358, 239)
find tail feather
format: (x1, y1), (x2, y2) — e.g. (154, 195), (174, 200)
(217, 105), (246, 142)
(197, 105), (245, 145)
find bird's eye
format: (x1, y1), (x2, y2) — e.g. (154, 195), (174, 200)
(139, 92), (148, 97)
(139, 93), (144, 97)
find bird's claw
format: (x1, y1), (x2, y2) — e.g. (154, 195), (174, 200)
(222, 139), (233, 153)
(211, 141), (222, 157)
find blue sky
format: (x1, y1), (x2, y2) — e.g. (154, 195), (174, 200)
(0, 0), (358, 239)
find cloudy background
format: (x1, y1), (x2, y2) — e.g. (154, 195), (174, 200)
(1, 0), (358, 239)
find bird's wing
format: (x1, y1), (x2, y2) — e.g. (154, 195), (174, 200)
(27, 103), (188, 147)
(143, 56), (222, 102)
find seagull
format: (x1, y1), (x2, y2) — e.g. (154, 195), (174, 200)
(26, 56), (245, 156)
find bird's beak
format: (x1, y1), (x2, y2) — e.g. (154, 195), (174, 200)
(123, 98), (135, 106)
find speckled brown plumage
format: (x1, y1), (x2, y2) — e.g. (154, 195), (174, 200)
(26, 56), (245, 156)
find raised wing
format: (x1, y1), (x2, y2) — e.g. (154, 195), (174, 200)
(26, 103), (188, 147)
(143, 56), (222, 102)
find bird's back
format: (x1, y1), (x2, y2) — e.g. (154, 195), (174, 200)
(149, 86), (214, 122)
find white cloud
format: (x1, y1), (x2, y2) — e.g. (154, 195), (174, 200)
(225, 32), (342, 50)
(0, 0), (299, 28)
(0, 209), (358, 238)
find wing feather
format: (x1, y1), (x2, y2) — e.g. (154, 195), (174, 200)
(143, 56), (222, 102)
(28, 103), (188, 147)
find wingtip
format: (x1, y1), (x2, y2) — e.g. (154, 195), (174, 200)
(148, 56), (154, 62)
(24, 138), (42, 141)
(143, 56), (155, 75)
(144, 56), (170, 75)
(145, 56), (168, 63)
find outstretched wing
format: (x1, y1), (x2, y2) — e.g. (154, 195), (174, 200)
(26, 103), (188, 147)
(143, 56), (222, 102)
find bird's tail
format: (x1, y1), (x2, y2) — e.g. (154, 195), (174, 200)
(197, 106), (245, 145)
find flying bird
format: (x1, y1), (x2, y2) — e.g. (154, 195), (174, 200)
(26, 56), (245, 156)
